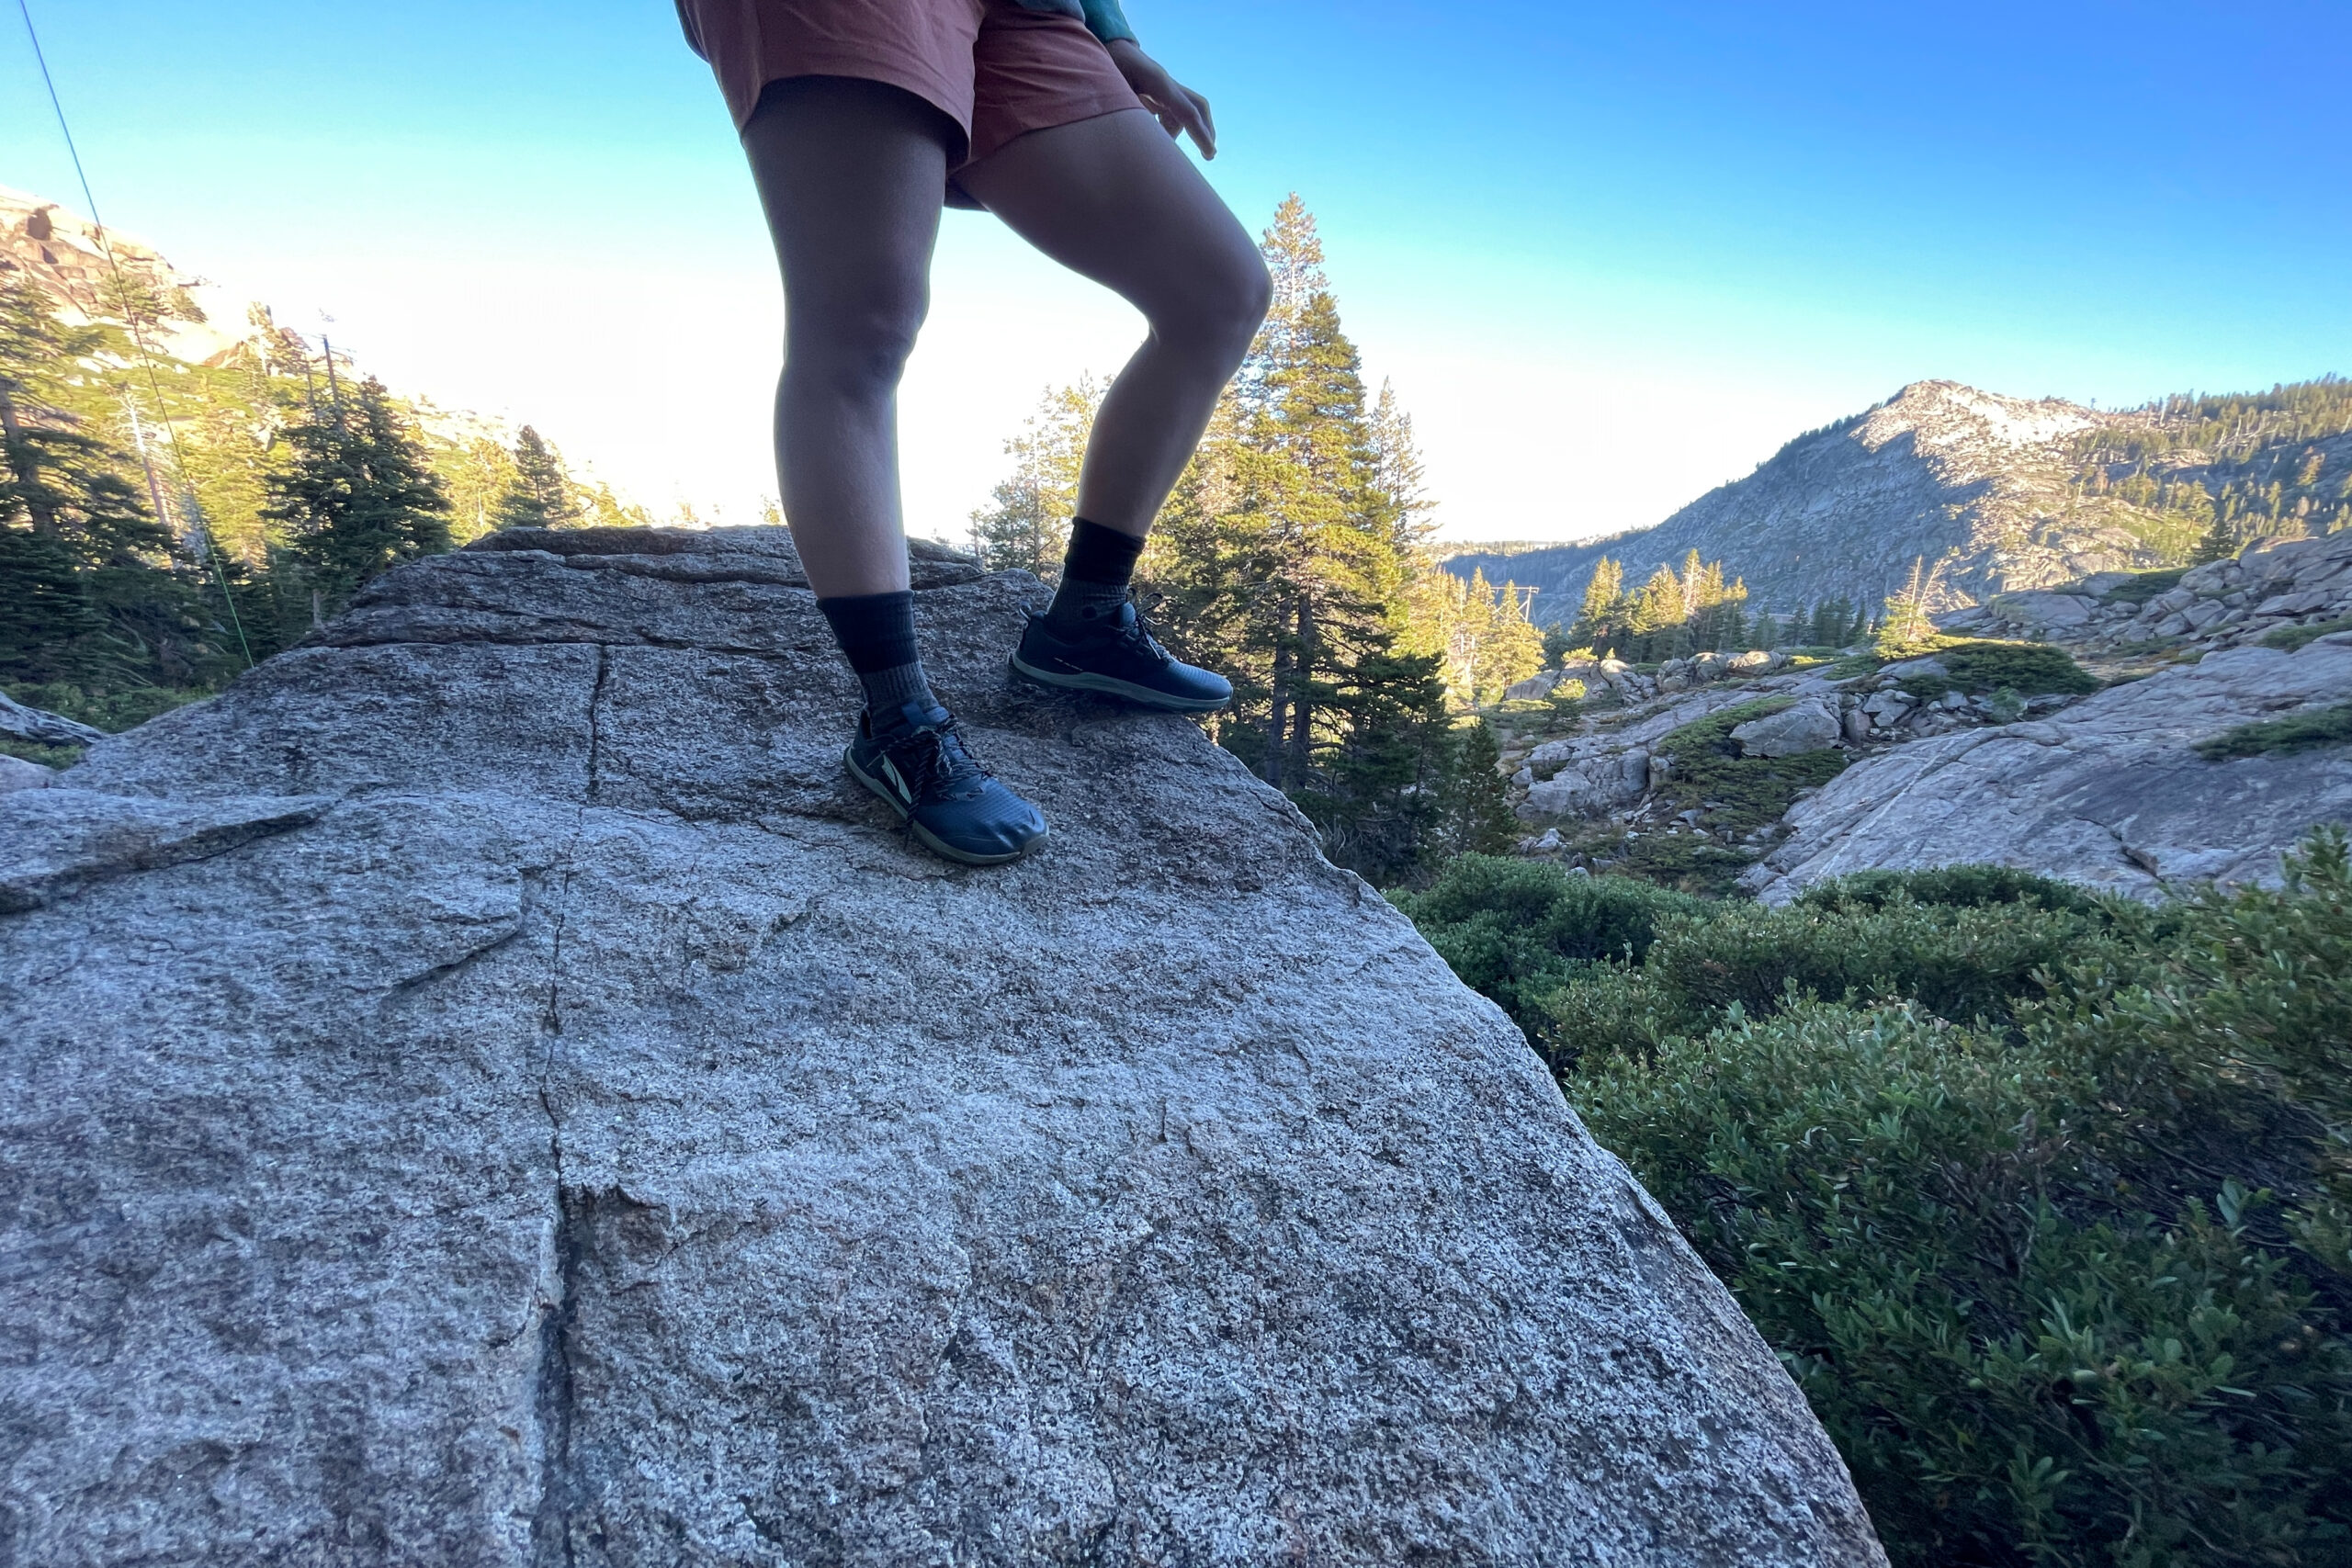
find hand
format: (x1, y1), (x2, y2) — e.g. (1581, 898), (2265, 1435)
(1105, 39), (1218, 159)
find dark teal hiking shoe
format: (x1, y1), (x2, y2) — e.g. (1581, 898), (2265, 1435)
(1009, 600), (1233, 714)
(843, 703), (1047, 866)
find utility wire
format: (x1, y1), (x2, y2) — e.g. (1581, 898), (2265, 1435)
(16, 0), (254, 668)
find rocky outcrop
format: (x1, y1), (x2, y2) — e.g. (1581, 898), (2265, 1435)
(1732, 700), (1842, 759)
(1, 526), (1882, 1565)
(1747, 634), (2352, 902)
(1959, 527), (2352, 657)
(0, 689), (106, 748)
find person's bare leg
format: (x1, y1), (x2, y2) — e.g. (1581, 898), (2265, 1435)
(741, 77), (954, 596)
(955, 107), (1271, 539)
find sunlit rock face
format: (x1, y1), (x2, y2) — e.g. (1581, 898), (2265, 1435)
(1747, 633), (2352, 904)
(1, 526), (1883, 1567)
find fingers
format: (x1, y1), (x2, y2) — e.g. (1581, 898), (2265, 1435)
(1141, 85), (1215, 159)
(1182, 87), (1216, 159)
(1110, 44), (1219, 160)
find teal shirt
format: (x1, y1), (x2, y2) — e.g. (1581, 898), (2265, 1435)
(1013, 0), (1136, 45)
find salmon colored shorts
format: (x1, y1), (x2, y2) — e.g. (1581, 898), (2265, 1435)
(675, 0), (1144, 172)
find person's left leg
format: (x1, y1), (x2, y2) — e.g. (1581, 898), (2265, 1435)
(956, 106), (1269, 537)
(956, 107), (1269, 708)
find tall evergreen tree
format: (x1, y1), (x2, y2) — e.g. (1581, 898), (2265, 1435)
(491, 424), (579, 531)
(1623, 566), (1683, 660)
(0, 274), (206, 685)
(1148, 196), (1400, 789)
(2190, 513), (2239, 565)
(1367, 378), (1434, 550)
(262, 375), (451, 614)
(969, 378), (1099, 575)
(1875, 558), (1937, 657)
(1572, 555), (1624, 651)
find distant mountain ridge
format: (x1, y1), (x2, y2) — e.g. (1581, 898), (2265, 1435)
(1448, 378), (2352, 621)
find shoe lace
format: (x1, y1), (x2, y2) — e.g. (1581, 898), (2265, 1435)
(886, 716), (992, 801)
(1112, 597), (1176, 666)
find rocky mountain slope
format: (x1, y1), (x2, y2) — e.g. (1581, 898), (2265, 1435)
(0, 527), (1881, 1565)
(1489, 525), (2352, 901)
(1, 183), (260, 366)
(1448, 378), (2352, 619)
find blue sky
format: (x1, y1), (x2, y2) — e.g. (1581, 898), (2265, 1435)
(7, 0), (2347, 541)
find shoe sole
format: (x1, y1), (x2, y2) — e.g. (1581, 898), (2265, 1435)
(1008, 651), (1233, 714)
(842, 747), (1043, 867)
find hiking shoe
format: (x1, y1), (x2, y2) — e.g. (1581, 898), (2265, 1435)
(1009, 599), (1233, 713)
(843, 702), (1047, 866)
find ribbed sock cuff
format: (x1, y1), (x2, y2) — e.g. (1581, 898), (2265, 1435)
(819, 591), (937, 722)
(1059, 517), (1144, 587)
(859, 660), (936, 723)
(1049, 519), (1144, 626)
(818, 591), (919, 674)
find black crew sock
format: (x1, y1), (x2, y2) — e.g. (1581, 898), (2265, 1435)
(1046, 517), (1145, 630)
(817, 591), (936, 730)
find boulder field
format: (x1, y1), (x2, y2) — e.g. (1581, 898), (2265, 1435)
(0, 527), (1882, 1566)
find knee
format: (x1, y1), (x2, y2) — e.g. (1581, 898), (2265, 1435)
(787, 274), (930, 400)
(1153, 247), (1271, 370)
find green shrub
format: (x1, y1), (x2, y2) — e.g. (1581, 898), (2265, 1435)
(2196, 703), (2352, 761)
(1577, 997), (2351, 1568)
(1402, 834), (2352, 1566)
(1905, 640), (2100, 699)
(2102, 567), (2191, 604)
(2261, 617), (2352, 653)
(1387, 856), (1703, 1034)
(1797, 862), (2114, 916)
(1639, 895), (2108, 1032)
(0, 736), (81, 767)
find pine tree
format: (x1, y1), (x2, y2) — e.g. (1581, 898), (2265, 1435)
(970, 378), (1099, 575)
(1367, 378), (1434, 550)
(0, 274), (205, 685)
(1875, 557), (1936, 657)
(492, 424), (580, 531)
(1573, 556), (1623, 651)
(1623, 566), (1683, 660)
(2191, 513), (2239, 565)
(1469, 579), (1543, 702)
(263, 375), (451, 613)
(1147, 197), (1401, 790)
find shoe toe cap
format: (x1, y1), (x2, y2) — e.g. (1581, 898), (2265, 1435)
(933, 784), (1047, 857)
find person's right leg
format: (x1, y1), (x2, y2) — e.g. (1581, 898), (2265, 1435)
(741, 75), (1046, 863)
(742, 74), (947, 602)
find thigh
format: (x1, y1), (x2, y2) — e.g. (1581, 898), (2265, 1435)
(952, 107), (1261, 321)
(741, 76), (957, 315)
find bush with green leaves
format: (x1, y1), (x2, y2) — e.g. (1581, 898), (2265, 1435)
(2196, 703), (2352, 761)
(2100, 568), (2191, 605)
(1903, 640), (2101, 701)
(1400, 840), (2352, 1566)
(2261, 618), (2352, 654)
(1386, 855), (1702, 1034)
